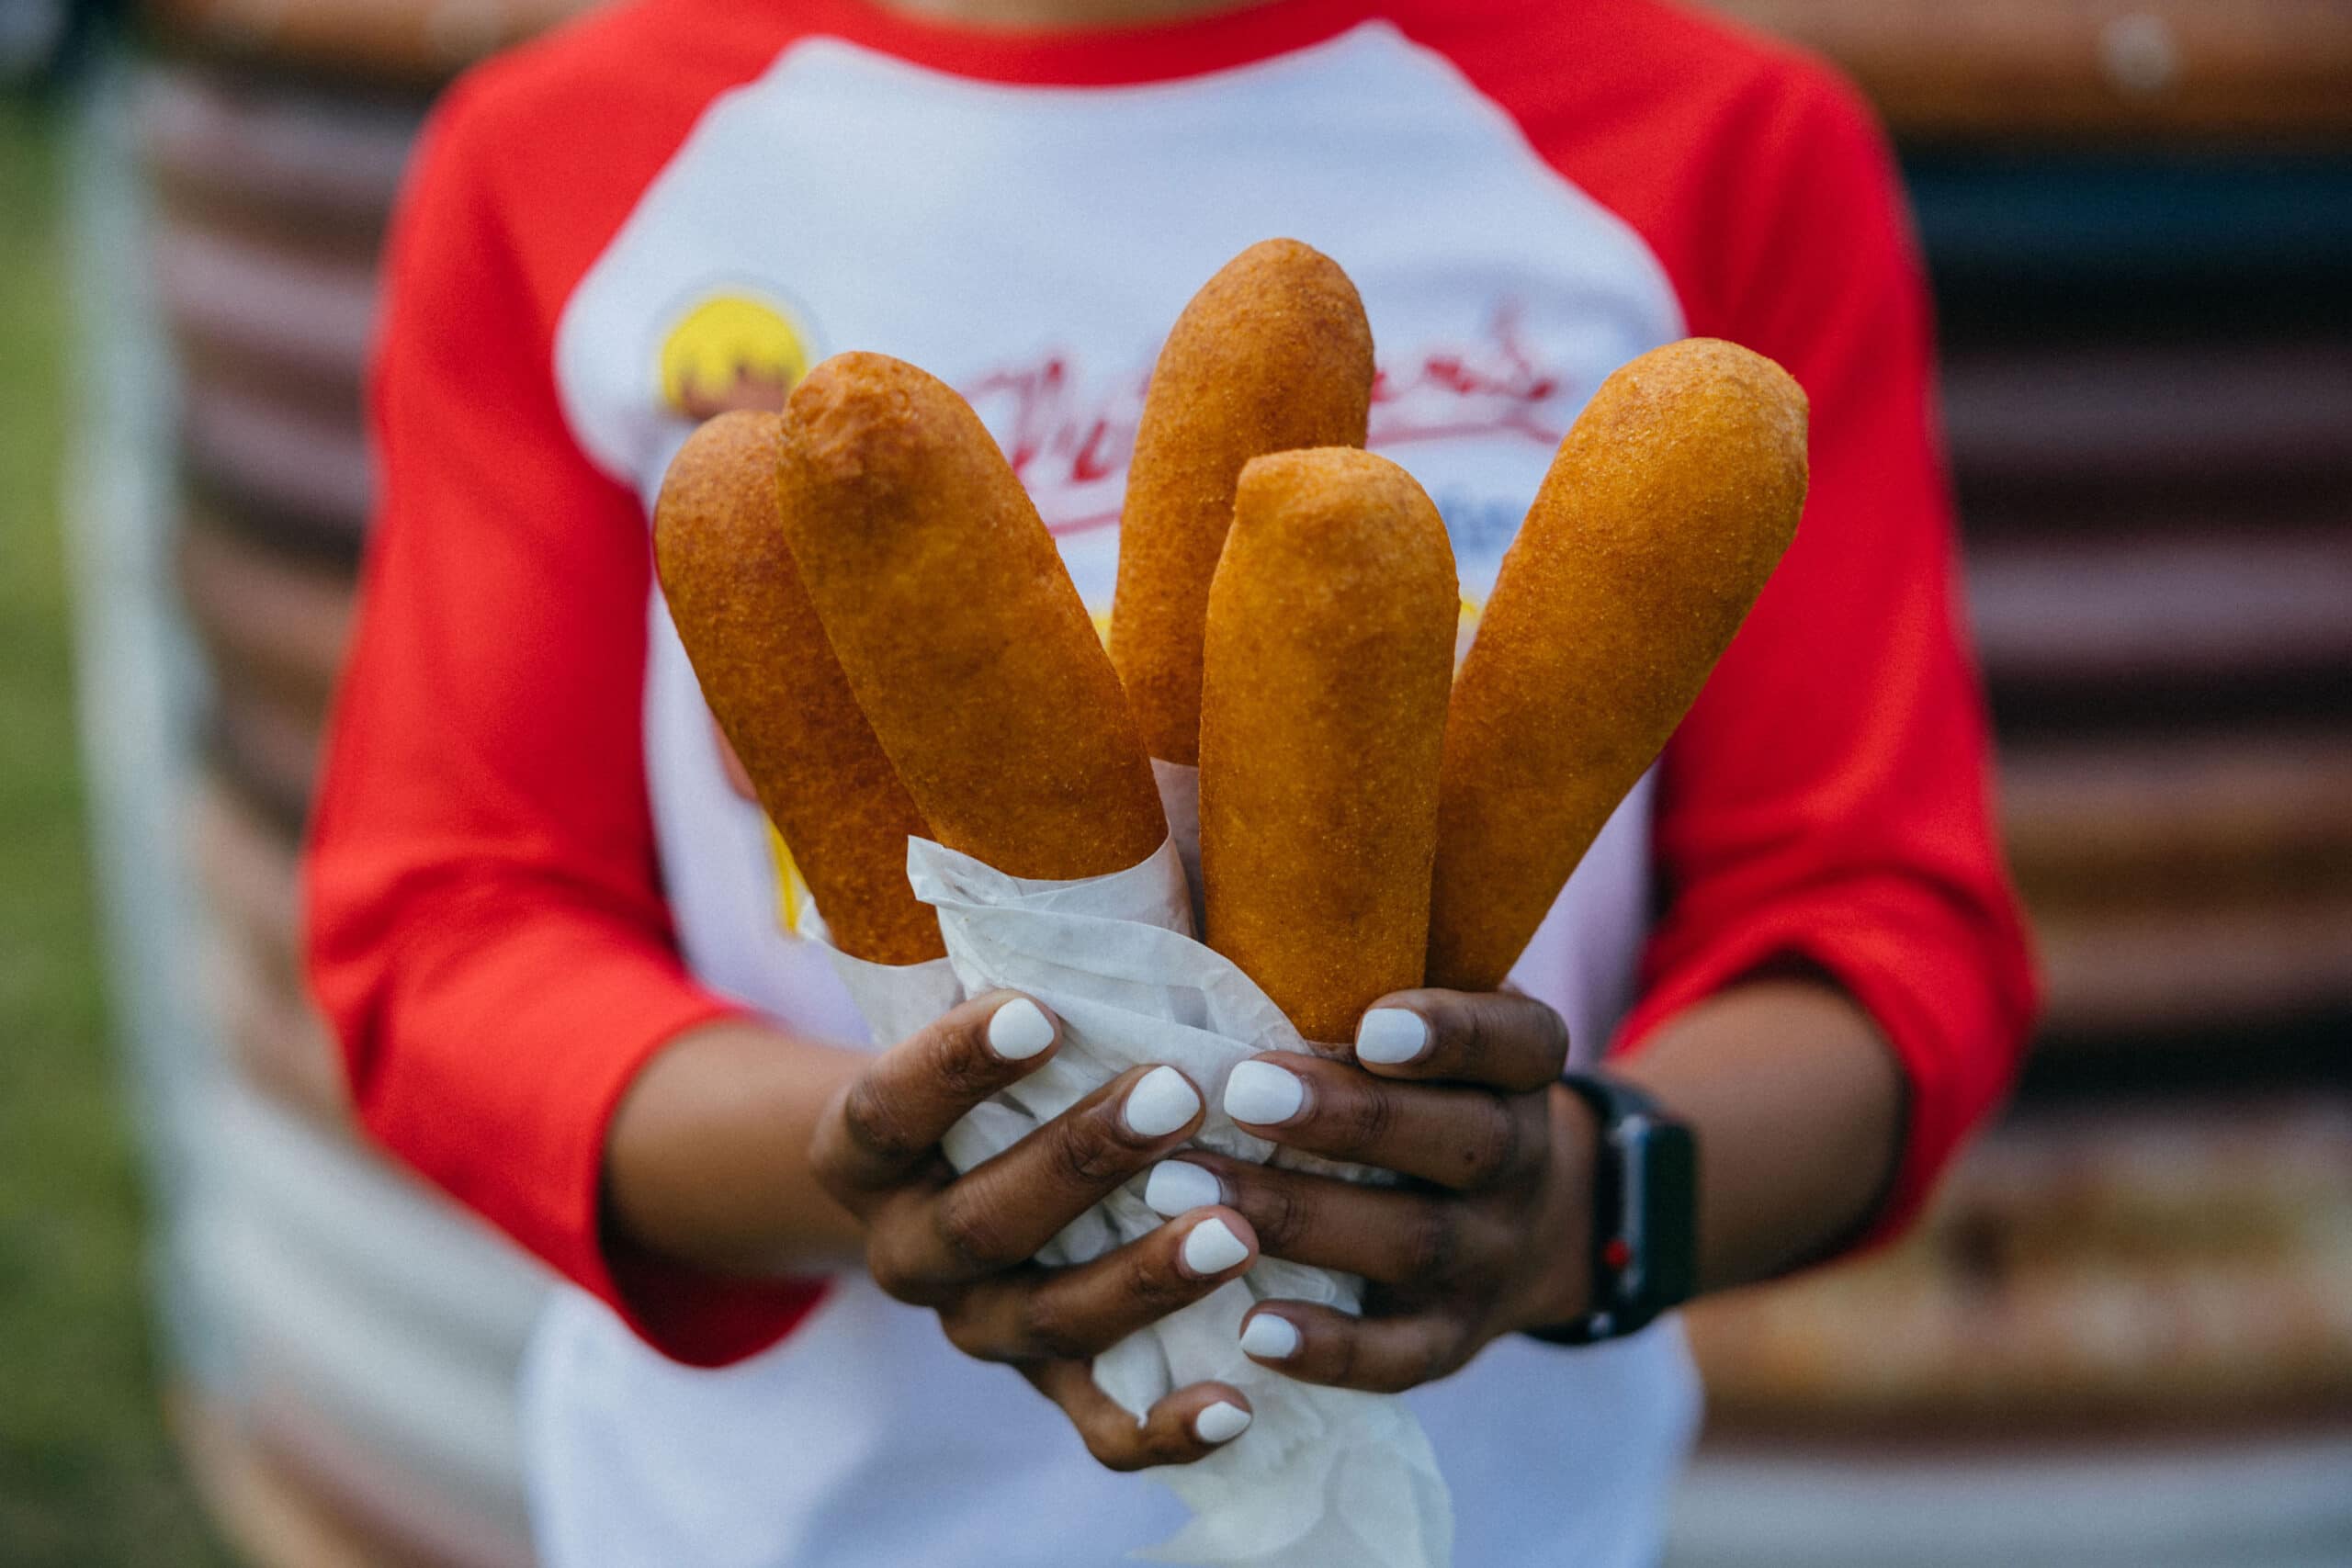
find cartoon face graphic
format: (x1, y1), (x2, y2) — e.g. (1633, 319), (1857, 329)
(659, 292), (814, 419)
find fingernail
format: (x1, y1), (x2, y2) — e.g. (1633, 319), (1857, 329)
(1239, 1314), (1301, 1361)
(1144, 1160), (1223, 1218)
(1193, 1401), (1251, 1444)
(1124, 1066), (1201, 1138)
(986, 998), (1056, 1060)
(1355, 1008), (1429, 1066)
(1223, 1060), (1305, 1126)
(1181, 1216), (1250, 1277)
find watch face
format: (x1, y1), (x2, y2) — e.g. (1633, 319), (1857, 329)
(1637, 1122), (1700, 1312)
(1620, 1116), (1653, 1298)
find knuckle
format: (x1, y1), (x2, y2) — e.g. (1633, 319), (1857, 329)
(1450, 997), (1490, 1072)
(930, 1026), (1002, 1105)
(866, 1259), (915, 1303)
(1329, 1327), (1374, 1391)
(840, 1076), (922, 1167)
(1326, 1079), (1396, 1156)
(1019, 1290), (1097, 1361)
(1398, 1204), (1464, 1284)
(865, 1235), (928, 1304)
(1456, 1100), (1522, 1189)
(1379, 1335), (1448, 1395)
(807, 1120), (854, 1193)
(1456, 1213), (1515, 1281)
(1046, 1112), (1138, 1193)
(1125, 1239), (1197, 1313)
(1427, 1322), (1474, 1383)
(1238, 1170), (1307, 1252)
(1533, 1005), (1572, 1077)
(1420, 1325), (1458, 1382)
(933, 1193), (1021, 1273)
(937, 1301), (998, 1361)
(1139, 1410), (1206, 1469)
(1145, 1428), (1199, 1468)
(1458, 995), (1570, 1086)
(1082, 1421), (1149, 1473)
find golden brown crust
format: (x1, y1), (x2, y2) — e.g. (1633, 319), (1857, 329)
(651, 411), (944, 965)
(1427, 338), (1808, 991)
(777, 354), (1166, 882)
(1200, 448), (1458, 1042)
(1110, 239), (1375, 766)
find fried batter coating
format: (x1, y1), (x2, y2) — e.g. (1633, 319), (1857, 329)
(1200, 448), (1458, 1042)
(652, 411), (944, 965)
(778, 354), (1166, 882)
(1428, 338), (1808, 991)
(1110, 239), (1375, 765)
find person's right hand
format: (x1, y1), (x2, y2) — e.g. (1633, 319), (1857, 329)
(809, 991), (1261, 1468)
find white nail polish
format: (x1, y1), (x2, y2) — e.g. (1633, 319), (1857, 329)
(1239, 1314), (1301, 1361)
(987, 998), (1055, 1060)
(1355, 1008), (1429, 1066)
(1124, 1066), (1200, 1138)
(1144, 1161), (1223, 1218)
(1223, 1060), (1305, 1126)
(1182, 1216), (1250, 1277)
(1193, 1401), (1251, 1444)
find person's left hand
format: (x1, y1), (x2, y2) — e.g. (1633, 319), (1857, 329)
(1141, 989), (1595, 1392)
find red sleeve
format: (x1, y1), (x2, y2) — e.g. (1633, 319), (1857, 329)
(301, 80), (821, 1366)
(1607, 73), (2041, 1243)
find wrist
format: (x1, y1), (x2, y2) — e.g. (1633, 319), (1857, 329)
(1521, 1082), (1600, 1332)
(605, 1020), (868, 1277)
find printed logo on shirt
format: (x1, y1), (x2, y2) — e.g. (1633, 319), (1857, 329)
(658, 289), (816, 419)
(958, 301), (1579, 547)
(1373, 303), (1578, 453)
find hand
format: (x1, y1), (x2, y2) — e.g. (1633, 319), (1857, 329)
(809, 991), (1265, 1468)
(1143, 989), (1594, 1393)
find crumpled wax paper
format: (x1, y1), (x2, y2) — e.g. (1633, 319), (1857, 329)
(820, 765), (1451, 1568)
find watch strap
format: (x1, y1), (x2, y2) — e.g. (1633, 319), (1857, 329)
(1533, 1071), (1698, 1346)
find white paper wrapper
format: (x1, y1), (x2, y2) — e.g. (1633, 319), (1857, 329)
(822, 766), (1451, 1568)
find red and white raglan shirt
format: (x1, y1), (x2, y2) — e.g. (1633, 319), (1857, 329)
(305, 0), (2039, 1561)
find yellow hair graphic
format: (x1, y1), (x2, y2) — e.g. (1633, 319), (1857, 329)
(660, 294), (811, 418)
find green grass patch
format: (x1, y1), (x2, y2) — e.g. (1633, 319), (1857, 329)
(0, 98), (231, 1568)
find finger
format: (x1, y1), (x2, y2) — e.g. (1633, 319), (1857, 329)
(1144, 1156), (1493, 1288)
(1352, 989), (1570, 1091)
(1220, 1053), (1536, 1190)
(1022, 1360), (1253, 1471)
(875, 1064), (1204, 1288)
(940, 1208), (1257, 1360)
(1237, 1300), (1472, 1394)
(811, 991), (1062, 1197)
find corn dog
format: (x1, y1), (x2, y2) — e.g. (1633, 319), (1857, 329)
(652, 411), (945, 965)
(1427, 338), (1808, 992)
(777, 353), (1166, 882)
(1110, 239), (1375, 765)
(1200, 448), (1458, 1042)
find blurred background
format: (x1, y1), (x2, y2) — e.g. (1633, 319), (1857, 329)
(2, 0), (2347, 1563)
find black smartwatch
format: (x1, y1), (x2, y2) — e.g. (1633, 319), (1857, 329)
(1531, 1072), (1698, 1347)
